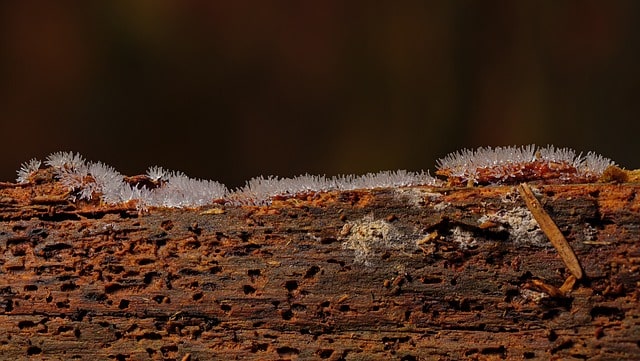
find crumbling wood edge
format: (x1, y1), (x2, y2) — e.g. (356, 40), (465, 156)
(0, 175), (639, 360)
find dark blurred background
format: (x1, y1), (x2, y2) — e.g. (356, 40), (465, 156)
(1, 1), (638, 187)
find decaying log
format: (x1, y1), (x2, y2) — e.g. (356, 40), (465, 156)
(0, 170), (639, 360)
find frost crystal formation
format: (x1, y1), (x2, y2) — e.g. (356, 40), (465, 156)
(37, 151), (227, 208)
(17, 152), (441, 208)
(16, 158), (42, 184)
(15, 145), (617, 208)
(228, 170), (441, 205)
(436, 145), (614, 185)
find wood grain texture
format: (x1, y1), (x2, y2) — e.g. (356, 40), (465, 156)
(0, 170), (639, 360)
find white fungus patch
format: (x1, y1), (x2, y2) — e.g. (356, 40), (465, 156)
(448, 226), (477, 250)
(392, 188), (443, 208)
(499, 188), (520, 204)
(340, 214), (414, 265)
(583, 223), (598, 242)
(518, 288), (549, 303)
(433, 201), (450, 212)
(478, 207), (547, 246)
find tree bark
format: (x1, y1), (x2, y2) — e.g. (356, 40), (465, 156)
(0, 171), (638, 360)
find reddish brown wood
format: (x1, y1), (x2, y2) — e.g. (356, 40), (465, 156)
(0, 170), (639, 360)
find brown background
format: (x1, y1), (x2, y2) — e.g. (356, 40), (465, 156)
(1, 1), (638, 188)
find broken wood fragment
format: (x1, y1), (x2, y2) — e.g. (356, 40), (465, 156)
(559, 275), (577, 295)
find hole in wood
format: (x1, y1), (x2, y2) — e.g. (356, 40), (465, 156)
(284, 280), (298, 291)
(160, 220), (173, 231)
(276, 346), (300, 356)
(524, 352), (536, 359)
(26, 346), (42, 355)
(60, 282), (78, 292)
(137, 258), (155, 266)
(251, 343), (269, 353)
(317, 349), (334, 359)
(118, 299), (129, 309)
(304, 266), (320, 278)
(590, 306), (625, 321)
(18, 321), (36, 329)
(247, 269), (261, 277)
(281, 309), (293, 320)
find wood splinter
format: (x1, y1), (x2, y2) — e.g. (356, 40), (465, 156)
(518, 183), (584, 280)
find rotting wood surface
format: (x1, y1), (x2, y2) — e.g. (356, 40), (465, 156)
(0, 172), (639, 360)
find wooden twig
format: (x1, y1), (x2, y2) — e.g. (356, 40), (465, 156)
(518, 182), (584, 280)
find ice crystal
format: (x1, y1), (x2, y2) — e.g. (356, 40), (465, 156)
(86, 162), (126, 202)
(61, 167), (90, 198)
(436, 145), (614, 185)
(16, 158), (41, 184)
(336, 170), (440, 191)
(536, 146), (581, 166)
(436, 145), (537, 181)
(144, 173), (227, 208)
(228, 170), (440, 205)
(45, 151), (86, 170)
(228, 174), (333, 205)
(146, 166), (169, 182)
(15, 146), (616, 209)
(44, 151), (91, 199)
(580, 151), (615, 177)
